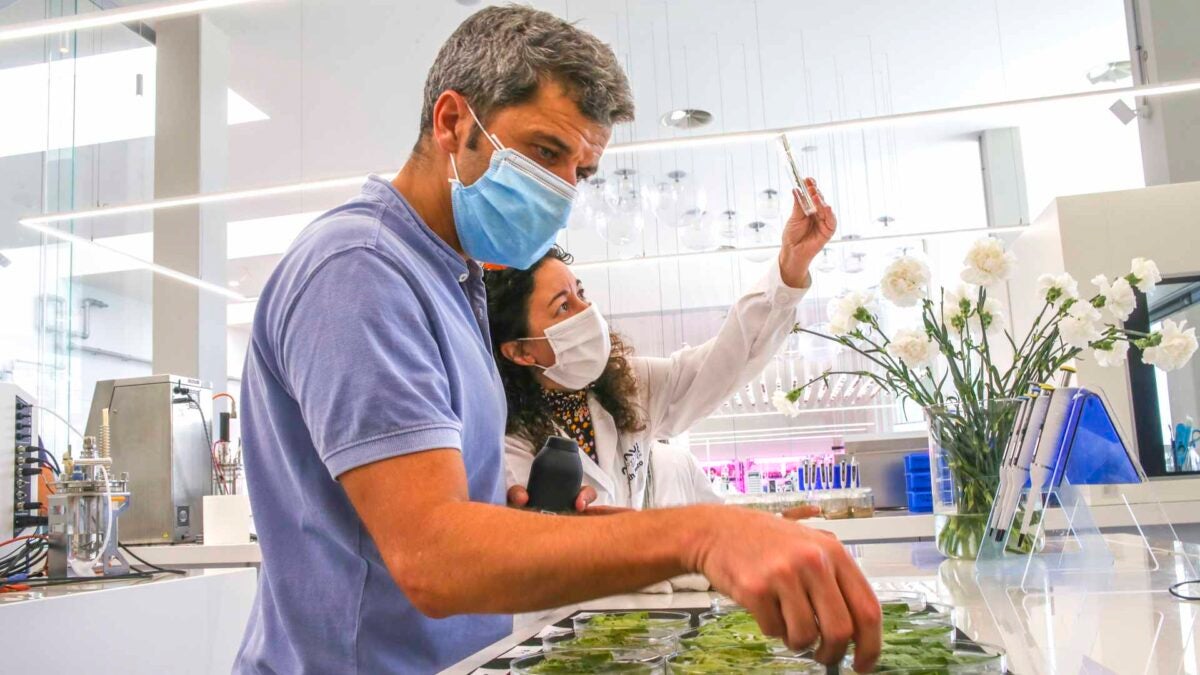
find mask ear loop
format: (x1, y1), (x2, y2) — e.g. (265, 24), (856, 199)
(465, 104), (504, 151)
(513, 336), (552, 371)
(449, 102), (504, 185)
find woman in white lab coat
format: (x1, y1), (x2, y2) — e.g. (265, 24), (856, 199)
(488, 179), (836, 510)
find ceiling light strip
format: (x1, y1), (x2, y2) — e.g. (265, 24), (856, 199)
(22, 221), (247, 301)
(21, 174), (368, 226)
(0, 0), (267, 44)
(16, 78), (1200, 227)
(605, 77), (1200, 155)
(571, 224), (1027, 271)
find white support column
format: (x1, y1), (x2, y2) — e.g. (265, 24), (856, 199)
(1127, 0), (1200, 185)
(152, 16), (229, 393)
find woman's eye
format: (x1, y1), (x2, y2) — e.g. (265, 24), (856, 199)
(560, 302), (570, 314)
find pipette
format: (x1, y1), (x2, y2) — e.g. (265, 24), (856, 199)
(777, 134), (818, 216)
(995, 384), (1054, 542)
(987, 388), (1035, 538)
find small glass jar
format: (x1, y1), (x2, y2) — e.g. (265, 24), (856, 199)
(850, 489), (875, 518)
(821, 494), (851, 520)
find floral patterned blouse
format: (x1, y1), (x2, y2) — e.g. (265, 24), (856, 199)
(541, 388), (598, 464)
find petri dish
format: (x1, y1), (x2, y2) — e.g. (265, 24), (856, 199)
(572, 611), (693, 638)
(875, 590), (929, 613)
(708, 594), (742, 614)
(511, 652), (666, 674)
(667, 651), (823, 674)
(844, 639), (1006, 673)
(543, 629), (680, 658)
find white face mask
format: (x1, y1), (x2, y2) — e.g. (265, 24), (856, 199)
(520, 304), (612, 390)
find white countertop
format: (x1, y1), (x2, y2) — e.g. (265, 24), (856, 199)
(0, 568), (257, 674)
(443, 534), (1200, 674)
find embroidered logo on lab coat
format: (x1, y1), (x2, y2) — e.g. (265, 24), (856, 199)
(621, 442), (645, 485)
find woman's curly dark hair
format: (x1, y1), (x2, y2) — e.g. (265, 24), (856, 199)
(485, 246), (645, 448)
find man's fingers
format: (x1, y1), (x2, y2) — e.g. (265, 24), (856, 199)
(800, 546), (857, 665)
(506, 485), (529, 507)
(574, 485), (598, 512)
(835, 553), (882, 673)
(776, 577), (820, 653)
(740, 591), (788, 642)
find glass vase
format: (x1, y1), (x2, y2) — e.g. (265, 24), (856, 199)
(925, 399), (1021, 560)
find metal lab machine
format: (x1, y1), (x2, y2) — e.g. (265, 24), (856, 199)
(85, 375), (212, 543)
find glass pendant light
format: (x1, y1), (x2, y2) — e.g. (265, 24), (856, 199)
(679, 208), (716, 252)
(755, 188), (782, 221)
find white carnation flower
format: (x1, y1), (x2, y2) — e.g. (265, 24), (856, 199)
(886, 328), (938, 370)
(961, 237), (1016, 286)
(941, 285), (974, 335)
(1129, 257), (1162, 293)
(880, 256), (930, 308)
(1092, 341), (1129, 368)
(771, 390), (800, 417)
(972, 297), (1007, 337)
(1037, 273), (1078, 306)
(1059, 302), (1103, 349)
(1143, 319), (1199, 372)
(826, 290), (876, 336)
(1091, 274), (1136, 325)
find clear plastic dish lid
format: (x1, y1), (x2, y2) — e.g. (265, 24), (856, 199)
(843, 639), (1006, 673)
(543, 629), (680, 658)
(510, 651), (666, 674)
(667, 651), (824, 674)
(572, 611), (693, 638)
(875, 589), (929, 613)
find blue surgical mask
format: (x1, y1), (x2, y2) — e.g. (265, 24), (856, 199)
(449, 105), (576, 269)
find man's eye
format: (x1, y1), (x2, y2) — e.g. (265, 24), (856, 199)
(537, 146), (557, 161)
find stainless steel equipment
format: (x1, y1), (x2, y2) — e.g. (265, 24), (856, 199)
(85, 375), (212, 543)
(48, 420), (131, 578)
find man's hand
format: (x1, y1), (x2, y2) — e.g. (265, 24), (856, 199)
(507, 484), (599, 513)
(688, 505), (882, 672)
(778, 177), (837, 289)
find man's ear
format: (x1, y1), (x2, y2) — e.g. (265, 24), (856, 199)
(499, 340), (538, 367)
(431, 90), (470, 156)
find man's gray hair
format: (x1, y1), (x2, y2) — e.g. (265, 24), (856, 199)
(418, 5), (634, 140)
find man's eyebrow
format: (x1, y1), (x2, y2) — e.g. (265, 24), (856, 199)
(530, 131), (571, 153)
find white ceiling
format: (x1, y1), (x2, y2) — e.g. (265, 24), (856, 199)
(1, 0), (1141, 301)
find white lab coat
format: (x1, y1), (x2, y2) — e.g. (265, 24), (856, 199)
(504, 259), (809, 509)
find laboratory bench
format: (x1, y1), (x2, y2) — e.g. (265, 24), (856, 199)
(0, 567), (256, 675)
(444, 534), (1200, 674)
(124, 476), (1200, 568)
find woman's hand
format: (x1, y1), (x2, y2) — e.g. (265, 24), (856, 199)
(778, 178), (837, 289)
(507, 484), (602, 513)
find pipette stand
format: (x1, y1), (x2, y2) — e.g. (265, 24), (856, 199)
(975, 388), (1197, 591)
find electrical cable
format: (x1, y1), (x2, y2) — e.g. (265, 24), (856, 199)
(118, 543), (186, 576)
(1169, 580), (1200, 601)
(184, 391), (221, 495)
(31, 405), (84, 440)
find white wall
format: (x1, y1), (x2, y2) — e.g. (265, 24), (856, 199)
(1008, 180), (1200, 439)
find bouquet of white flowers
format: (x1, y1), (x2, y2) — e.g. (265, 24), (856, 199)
(774, 236), (1198, 558)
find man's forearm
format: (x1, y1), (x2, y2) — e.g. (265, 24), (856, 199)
(385, 501), (710, 617)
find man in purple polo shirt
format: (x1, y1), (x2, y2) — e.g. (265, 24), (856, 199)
(234, 6), (880, 674)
